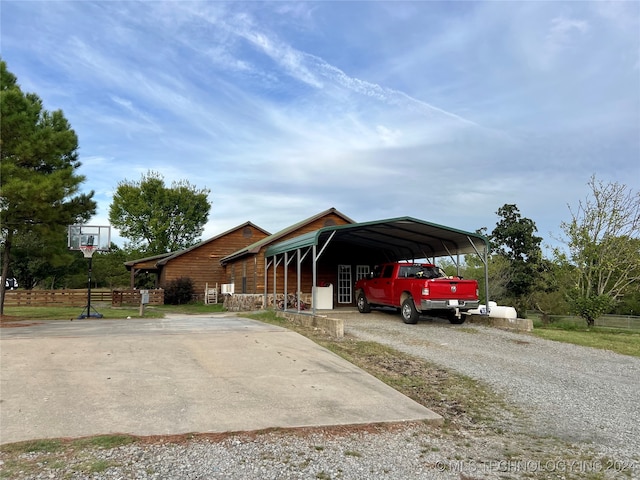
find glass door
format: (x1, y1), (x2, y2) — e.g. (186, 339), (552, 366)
(337, 265), (352, 304)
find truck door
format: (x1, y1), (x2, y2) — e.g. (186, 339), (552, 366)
(380, 264), (395, 305)
(365, 265), (384, 303)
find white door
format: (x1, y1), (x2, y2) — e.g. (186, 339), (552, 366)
(337, 265), (352, 304)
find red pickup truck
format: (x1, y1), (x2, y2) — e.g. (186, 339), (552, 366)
(354, 262), (479, 324)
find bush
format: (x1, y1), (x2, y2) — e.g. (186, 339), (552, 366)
(164, 277), (195, 305)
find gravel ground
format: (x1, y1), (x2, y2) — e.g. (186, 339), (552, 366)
(343, 313), (640, 458)
(2, 312), (639, 480)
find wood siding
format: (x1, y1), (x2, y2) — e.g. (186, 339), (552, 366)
(158, 225), (269, 299)
(223, 212), (355, 298)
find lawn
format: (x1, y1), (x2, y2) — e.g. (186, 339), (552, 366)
(531, 327), (640, 358)
(0, 303), (225, 322)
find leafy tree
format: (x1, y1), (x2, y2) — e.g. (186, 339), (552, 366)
(527, 260), (572, 324)
(557, 176), (640, 326)
(8, 229), (81, 289)
(487, 204), (545, 316)
(0, 59), (96, 314)
(109, 171), (211, 255)
(91, 244), (133, 289)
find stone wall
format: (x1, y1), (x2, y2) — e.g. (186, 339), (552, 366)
(222, 293), (313, 312)
(276, 311), (344, 338)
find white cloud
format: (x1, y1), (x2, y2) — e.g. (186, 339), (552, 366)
(545, 16), (590, 58)
(1, 0), (637, 251)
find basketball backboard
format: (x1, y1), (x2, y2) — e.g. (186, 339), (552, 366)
(68, 225), (111, 252)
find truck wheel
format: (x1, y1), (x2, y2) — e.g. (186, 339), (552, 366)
(357, 293), (371, 313)
(401, 298), (419, 324)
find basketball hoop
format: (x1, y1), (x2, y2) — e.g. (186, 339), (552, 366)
(68, 225), (110, 319)
(79, 245), (97, 259)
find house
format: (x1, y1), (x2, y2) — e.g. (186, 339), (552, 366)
(124, 222), (270, 297)
(124, 207), (490, 310)
(219, 208), (355, 300)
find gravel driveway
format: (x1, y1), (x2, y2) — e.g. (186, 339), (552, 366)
(342, 313), (640, 459)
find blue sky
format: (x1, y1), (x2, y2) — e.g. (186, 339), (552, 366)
(2, 1), (639, 251)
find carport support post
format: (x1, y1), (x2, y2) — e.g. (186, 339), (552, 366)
(312, 244), (317, 315)
(483, 247), (490, 315)
(284, 252), (289, 311)
(467, 235), (491, 317)
(264, 257), (268, 308)
(296, 248), (301, 312)
(273, 255), (279, 310)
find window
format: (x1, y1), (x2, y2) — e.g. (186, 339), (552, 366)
(356, 265), (370, 281)
(382, 265), (394, 278)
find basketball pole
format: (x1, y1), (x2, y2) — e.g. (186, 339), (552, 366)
(78, 248), (103, 319)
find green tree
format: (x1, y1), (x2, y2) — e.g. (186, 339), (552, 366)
(109, 171), (211, 254)
(558, 176), (640, 326)
(487, 204), (545, 316)
(8, 229), (81, 289)
(527, 260), (572, 323)
(0, 59), (96, 314)
(91, 244), (134, 289)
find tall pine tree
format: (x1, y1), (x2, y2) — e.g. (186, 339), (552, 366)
(0, 59), (96, 313)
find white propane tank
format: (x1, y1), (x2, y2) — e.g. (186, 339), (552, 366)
(486, 305), (517, 319)
(468, 301), (517, 319)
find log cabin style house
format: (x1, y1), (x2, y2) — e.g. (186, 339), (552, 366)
(124, 207), (491, 310)
(124, 208), (356, 305)
(124, 221), (271, 297)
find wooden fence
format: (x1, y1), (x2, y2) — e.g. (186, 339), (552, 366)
(112, 289), (164, 307)
(3, 289), (164, 307)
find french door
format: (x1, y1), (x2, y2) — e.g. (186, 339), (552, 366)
(337, 265), (352, 304)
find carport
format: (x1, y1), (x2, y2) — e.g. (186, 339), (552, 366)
(263, 217), (490, 314)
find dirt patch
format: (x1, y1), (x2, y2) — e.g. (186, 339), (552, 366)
(0, 322), (43, 328)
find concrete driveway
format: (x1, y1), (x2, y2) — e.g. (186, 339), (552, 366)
(0, 314), (440, 444)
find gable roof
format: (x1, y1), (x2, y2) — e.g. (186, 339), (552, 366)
(264, 216), (489, 261)
(220, 207), (355, 265)
(124, 221), (270, 269)
(124, 252), (174, 270)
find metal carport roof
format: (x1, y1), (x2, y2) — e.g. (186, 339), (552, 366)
(264, 216), (489, 261)
(264, 217), (490, 314)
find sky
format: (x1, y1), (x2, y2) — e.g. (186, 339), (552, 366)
(2, 1), (639, 252)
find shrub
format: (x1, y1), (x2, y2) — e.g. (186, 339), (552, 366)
(164, 277), (195, 305)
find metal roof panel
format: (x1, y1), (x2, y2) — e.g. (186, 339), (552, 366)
(265, 217), (488, 259)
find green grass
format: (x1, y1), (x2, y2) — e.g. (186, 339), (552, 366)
(531, 327), (640, 358)
(0, 435), (135, 479)
(2, 305), (160, 320)
(244, 310), (289, 325)
(1, 302), (225, 321)
(152, 303), (226, 314)
(72, 434), (136, 449)
(0, 439), (64, 455)
(0, 435), (135, 455)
